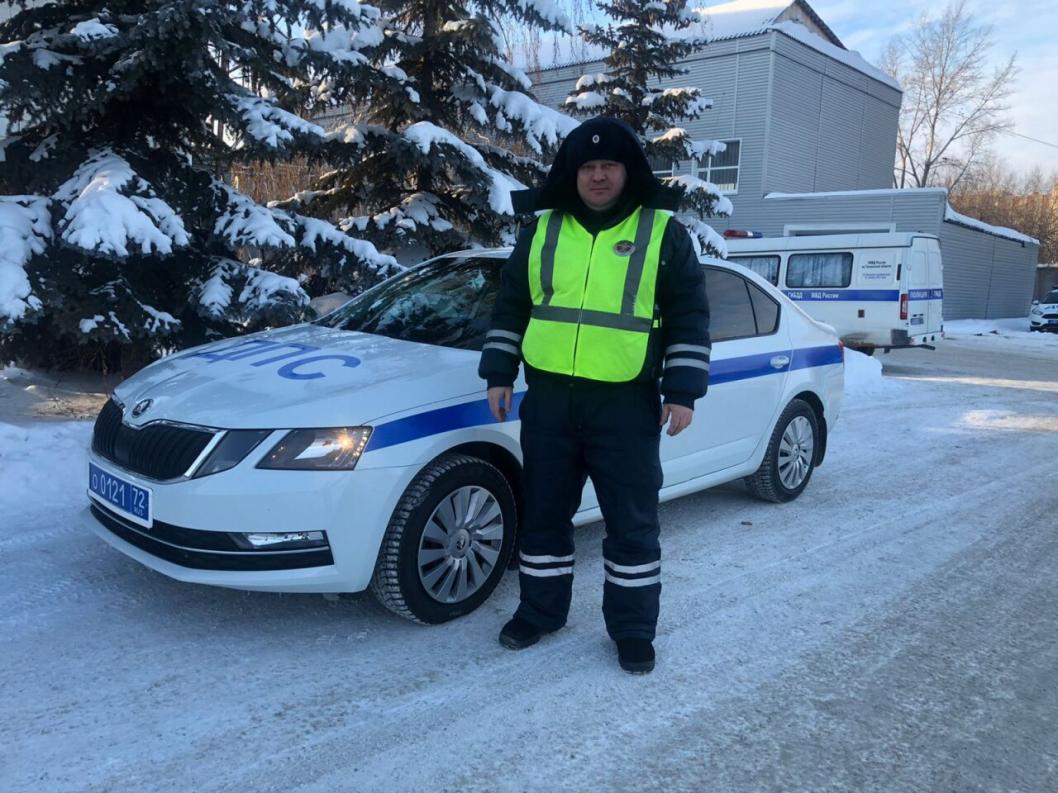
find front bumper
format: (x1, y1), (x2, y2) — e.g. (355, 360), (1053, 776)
(85, 451), (418, 593)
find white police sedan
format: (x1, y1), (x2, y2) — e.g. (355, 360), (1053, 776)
(84, 250), (844, 623)
(1029, 289), (1058, 333)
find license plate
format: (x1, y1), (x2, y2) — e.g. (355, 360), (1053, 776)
(1049, 319), (1058, 325)
(88, 462), (153, 527)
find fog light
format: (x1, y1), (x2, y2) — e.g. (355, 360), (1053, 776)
(231, 531), (328, 551)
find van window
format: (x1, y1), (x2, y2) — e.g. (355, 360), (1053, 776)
(786, 252), (853, 288)
(704, 268), (769, 341)
(747, 281), (779, 334)
(728, 255), (780, 285)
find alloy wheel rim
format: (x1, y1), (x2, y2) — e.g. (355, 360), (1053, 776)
(417, 485), (504, 604)
(777, 415), (814, 490)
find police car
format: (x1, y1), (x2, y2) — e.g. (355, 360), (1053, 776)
(1030, 289), (1058, 332)
(84, 249), (844, 623)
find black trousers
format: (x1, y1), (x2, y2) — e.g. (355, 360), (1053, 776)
(514, 374), (664, 641)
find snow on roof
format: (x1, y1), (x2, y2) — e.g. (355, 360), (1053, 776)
(694, 0), (793, 40)
(944, 205), (1038, 246)
(765, 187), (1038, 245)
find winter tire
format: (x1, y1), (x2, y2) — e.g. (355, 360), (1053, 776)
(370, 453), (517, 624)
(744, 398), (819, 503)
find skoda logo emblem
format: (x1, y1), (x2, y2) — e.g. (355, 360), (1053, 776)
(613, 240), (636, 256)
(131, 398), (153, 418)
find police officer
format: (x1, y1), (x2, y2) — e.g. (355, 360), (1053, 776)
(478, 117), (710, 674)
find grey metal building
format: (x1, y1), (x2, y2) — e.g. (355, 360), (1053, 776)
(528, 0), (1040, 320)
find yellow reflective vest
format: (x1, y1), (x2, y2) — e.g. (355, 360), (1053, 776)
(521, 207), (672, 382)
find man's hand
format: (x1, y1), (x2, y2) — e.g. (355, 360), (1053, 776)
(660, 403), (693, 437)
(488, 386), (514, 422)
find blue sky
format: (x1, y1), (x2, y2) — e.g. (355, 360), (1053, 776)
(811, 0), (1058, 177)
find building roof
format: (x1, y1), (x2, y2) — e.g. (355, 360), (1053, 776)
(528, 0), (898, 91)
(696, 0), (842, 47)
(765, 187), (1039, 245)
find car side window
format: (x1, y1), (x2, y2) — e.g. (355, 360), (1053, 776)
(703, 268), (757, 341)
(747, 280), (780, 335)
(786, 252), (853, 288)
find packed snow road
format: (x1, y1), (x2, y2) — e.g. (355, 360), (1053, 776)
(3, 326), (1057, 792)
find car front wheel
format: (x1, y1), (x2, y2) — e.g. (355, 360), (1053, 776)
(370, 453), (517, 623)
(744, 399), (819, 503)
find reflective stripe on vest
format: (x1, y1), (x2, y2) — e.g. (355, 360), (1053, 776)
(521, 207), (671, 382)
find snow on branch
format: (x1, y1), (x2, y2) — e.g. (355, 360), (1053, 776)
(342, 192), (455, 236)
(199, 258), (309, 319)
(0, 196), (50, 323)
(512, 0), (573, 33)
(226, 94), (324, 149)
(70, 18), (119, 41)
(666, 174), (734, 216)
(488, 89), (579, 154)
(53, 151), (190, 257)
(678, 216), (727, 258)
(214, 183), (297, 249)
(298, 216), (400, 272)
(403, 122), (527, 214)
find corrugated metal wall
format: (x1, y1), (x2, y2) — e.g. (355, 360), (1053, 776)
(938, 223), (994, 319)
(982, 234), (1039, 318)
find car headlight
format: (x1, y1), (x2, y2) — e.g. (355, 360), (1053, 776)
(256, 427), (372, 470)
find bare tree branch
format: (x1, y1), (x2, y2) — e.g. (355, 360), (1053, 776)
(884, 0), (1018, 188)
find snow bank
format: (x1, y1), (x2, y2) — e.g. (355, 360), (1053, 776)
(0, 422), (91, 517)
(843, 348), (905, 397)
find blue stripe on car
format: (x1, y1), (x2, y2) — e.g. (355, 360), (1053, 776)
(782, 289), (943, 302)
(783, 289), (900, 301)
(363, 345), (842, 453)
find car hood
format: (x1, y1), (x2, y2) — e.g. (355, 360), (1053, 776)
(1034, 303), (1058, 312)
(113, 324), (481, 430)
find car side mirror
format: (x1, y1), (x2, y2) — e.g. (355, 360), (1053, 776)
(1032, 299), (1039, 305)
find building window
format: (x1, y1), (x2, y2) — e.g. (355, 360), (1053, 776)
(786, 252), (853, 288)
(649, 154), (675, 178)
(698, 139), (740, 193)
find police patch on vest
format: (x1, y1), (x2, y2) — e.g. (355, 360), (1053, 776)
(613, 240), (636, 256)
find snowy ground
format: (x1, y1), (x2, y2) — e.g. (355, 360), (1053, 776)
(3, 324), (1057, 792)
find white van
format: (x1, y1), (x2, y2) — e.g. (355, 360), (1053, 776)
(724, 232), (943, 353)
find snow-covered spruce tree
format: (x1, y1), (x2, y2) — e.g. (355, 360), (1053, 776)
(0, 0), (398, 371)
(564, 0), (732, 255)
(277, 0), (578, 258)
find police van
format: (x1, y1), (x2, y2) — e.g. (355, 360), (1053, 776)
(724, 232), (944, 353)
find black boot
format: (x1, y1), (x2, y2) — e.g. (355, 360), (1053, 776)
(499, 617), (550, 650)
(616, 638), (655, 674)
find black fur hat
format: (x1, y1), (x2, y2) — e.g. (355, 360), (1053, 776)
(512, 116), (681, 214)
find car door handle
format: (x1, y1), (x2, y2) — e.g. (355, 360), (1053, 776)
(770, 355), (790, 369)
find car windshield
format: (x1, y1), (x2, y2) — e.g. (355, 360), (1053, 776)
(315, 256), (504, 350)
(1046, 290), (1058, 303)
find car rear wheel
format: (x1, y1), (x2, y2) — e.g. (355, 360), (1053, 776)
(370, 453), (516, 624)
(744, 399), (819, 503)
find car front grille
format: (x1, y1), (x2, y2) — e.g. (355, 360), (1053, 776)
(1043, 313), (1058, 320)
(92, 398), (215, 480)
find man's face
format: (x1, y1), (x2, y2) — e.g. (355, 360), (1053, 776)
(576, 159), (627, 211)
